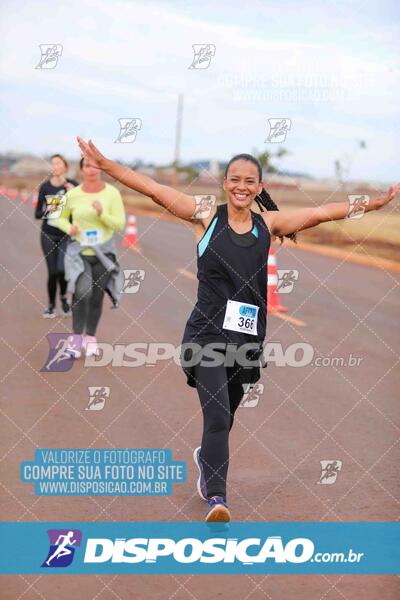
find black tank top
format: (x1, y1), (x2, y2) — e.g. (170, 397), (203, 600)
(182, 203), (271, 348)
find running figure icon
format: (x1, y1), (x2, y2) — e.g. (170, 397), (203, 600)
(44, 335), (79, 371)
(41, 529), (82, 568)
(45, 531), (77, 566)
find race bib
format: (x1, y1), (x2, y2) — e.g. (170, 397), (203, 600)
(81, 229), (103, 246)
(222, 300), (259, 336)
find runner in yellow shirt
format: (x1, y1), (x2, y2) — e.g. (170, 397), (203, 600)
(56, 163), (125, 254)
(54, 157), (126, 358)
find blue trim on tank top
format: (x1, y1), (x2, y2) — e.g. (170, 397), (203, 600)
(251, 224), (259, 238)
(198, 217), (218, 257)
(198, 218), (259, 256)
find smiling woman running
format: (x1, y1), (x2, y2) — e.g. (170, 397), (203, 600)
(77, 136), (399, 522)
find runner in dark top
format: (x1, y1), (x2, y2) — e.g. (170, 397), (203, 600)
(181, 201), (270, 385)
(35, 154), (78, 318)
(77, 136), (400, 522)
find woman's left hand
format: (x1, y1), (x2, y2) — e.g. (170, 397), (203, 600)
(373, 182), (400, 210)
(92, 200), (103, 216)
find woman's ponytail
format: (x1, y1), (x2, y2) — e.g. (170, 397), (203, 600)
(256, 188), (297, 242)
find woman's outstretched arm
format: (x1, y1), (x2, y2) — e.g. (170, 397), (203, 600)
(77, 137), (201, 222)
(264, 184), (400, 238)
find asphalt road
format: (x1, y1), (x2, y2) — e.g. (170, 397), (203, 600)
(1, 198), (399, 599)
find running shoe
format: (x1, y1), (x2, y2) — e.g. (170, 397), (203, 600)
(83, 335), (101, 357)
(43, 306), (56, 319)
(205, 496), (231, 523)
(61, 296), (71, 316)
(193, 446), (208, 501)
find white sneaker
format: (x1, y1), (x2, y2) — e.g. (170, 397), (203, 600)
(43, 306), (56, 319)
(193, 446), (208, 501)
(83, 335), (100, 357)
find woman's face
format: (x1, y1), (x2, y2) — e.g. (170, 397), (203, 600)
(223, 159), (262, 210)
(51, 156), (67, 177)
(81, 159), (102, 184)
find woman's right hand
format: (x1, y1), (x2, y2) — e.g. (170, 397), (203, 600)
(70, 224), (79, 237)
(77, 136), (106, 170)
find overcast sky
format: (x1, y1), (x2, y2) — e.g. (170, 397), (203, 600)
(1, 0), (399, 181)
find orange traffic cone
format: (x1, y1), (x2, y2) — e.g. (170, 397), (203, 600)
(7, 188), (19, 201)
(267, 246), (288, 313)
(31, 193), (38, 207)
(20, 190), (29, 204)
(123, 214), (140, 250)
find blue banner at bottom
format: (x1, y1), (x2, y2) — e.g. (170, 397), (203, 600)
(0, 522), (398, 574)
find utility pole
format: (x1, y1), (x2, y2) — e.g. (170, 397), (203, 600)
(173, 93), (184, 188)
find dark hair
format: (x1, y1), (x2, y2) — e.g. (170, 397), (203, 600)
(50, 153), (69, 169)
(224, 153), (296, 242)
(79, 157), (84, 169)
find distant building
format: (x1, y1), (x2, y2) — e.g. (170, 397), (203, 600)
(188, 159), (221, 182)
(10, 156), (50, 177)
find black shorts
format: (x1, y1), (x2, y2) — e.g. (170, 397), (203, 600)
(180, 343), (266, 389)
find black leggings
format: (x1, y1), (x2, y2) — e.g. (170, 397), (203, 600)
(72, 255), (111, 336)
(40, 229), (68, 306)
(194, 357), (245, 502)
